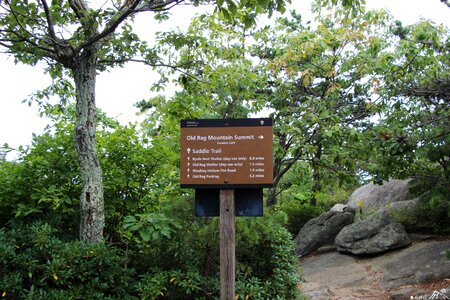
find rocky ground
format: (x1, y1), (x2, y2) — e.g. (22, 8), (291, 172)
(299, 236), (450, 300)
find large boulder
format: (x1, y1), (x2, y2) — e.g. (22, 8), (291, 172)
(294, 210), (354, 257)
(346, 179), (420, 214)
(335, 215), (411, 255)
(377, 240), (450, 289)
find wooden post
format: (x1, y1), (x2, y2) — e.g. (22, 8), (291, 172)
(220, 189), (235, 300)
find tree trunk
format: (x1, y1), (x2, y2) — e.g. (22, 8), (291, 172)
(310, 143), (322, 207)
(72, 46), (104, 243)
(266, 188), (277, 206)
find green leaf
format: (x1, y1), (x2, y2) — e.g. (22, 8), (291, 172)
(139, 229), (151, 242)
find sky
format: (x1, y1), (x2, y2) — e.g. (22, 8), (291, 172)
(0, 0), (449, 159)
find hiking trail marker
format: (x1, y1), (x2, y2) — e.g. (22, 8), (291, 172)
(180, 118), (273, 188)
(180, 118), (273, 300)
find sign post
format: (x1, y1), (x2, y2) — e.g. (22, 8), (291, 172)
(180, 118), (273, 299)
(219, 189), (235, 300)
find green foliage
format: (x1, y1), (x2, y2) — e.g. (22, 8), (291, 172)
(235, 216), (301, 299)
(122, 213), (181, 242)
(368, 20), (450, 189)
(312, 0), (366, 18)
(0, 122), (80, 233)
(135, 269), (203, 299)
(0, 222), (135, 300)
(1, 0), (291, 243)
(152, 11), (270, 119)
(280, 201), (324, 236)
(2, 138), (303, 298)
(3, 2), (450, 299)
(365, 19), (450, 234)
(0, 107), (176, 235)
(1, 210), (302, 299)
(389, 191), (450, 233)
(252, 8), (390, 204)
(149, 7), (384, 207)
(97, 122), (179, 240)
(121, 196), (302, 299)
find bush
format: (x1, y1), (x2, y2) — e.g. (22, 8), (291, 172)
(1, 203), (302, 299)
(234, 212), (301, 299)
(122, 196), (302, 299)
(0, 222), (136, 300)
(280, 201), (324, 236)
(390, 191), (450, 233)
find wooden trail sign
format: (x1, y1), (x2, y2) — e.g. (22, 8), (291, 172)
(180, 118), (273, 300)
(180, 118), (273, 189)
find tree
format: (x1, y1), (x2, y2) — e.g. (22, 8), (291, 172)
(251, 8), (391, 205)
(0, 0), (287, 242)
(369, 19), (450, 189)
(142, 5), (389, 206)
(144, 9), (271, 119)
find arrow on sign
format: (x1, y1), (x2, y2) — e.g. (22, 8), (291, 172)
(187, 148), (191, 153)
(258, 135), (264, 140)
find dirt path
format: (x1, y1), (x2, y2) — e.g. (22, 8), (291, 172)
(299, 239), (450, 300)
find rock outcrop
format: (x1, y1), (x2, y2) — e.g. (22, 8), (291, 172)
(335, 215), (411, 255)
(294, 210), (354, 257)
(346, 179), (420, 214)
(300, 239), (450, 300)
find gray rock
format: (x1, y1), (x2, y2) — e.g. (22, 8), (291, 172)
(377, 240), (450, 289)
(335, 215), (411, 255)
(300, 239), (450, 298)
(346, 179), (420, 214)
(294, 210), (354, 257)
(300, 283), (330, 300)
(330, 203), (348, 212)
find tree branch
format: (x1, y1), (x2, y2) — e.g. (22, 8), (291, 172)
(0, 29), (56, 59)
(68, 0), (89, 20)
(440, 0), (450, 9)
(1, 1), (57, 59)
(73, 0), (141, 52)
(39, 0), (56, 39)
(39, 0), (61, 50)
(75, 0), (188, 53)
(135, 0), (184, 12)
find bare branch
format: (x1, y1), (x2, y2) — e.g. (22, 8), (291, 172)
(39, 0), (59, 45)
(69, 0), (87, 19)
(75, 0), (187, 53)
(74, 0), (142, 52)
(99, 57), (193, 67)
(135, 0), (184, 12)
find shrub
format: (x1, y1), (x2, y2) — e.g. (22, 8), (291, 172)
(390, 191), (450, 233)
(280, 201), (324, 236)
(123, 197), (302, 299)
(234, 212), (302, 299)
(0, 222), (135, 299)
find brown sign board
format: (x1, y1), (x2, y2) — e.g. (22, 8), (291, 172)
(180, 118), (273, 188)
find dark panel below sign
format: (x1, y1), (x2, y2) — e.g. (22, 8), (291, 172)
(195, 189), (263, 217)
